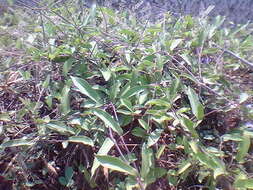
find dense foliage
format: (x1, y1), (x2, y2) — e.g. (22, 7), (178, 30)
(0, 1), (253, 189)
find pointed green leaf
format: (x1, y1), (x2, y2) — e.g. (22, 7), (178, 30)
(141, 143), (153, 178)
(63, 58), (74, 76)
(42, 75), (50, 88)
(109, 80), (121, 100)
(0, 113), (11, 122)
(189, 141), (199, 154)
(65, 167), (74, 181)
(236, 133), (251, 163)
(167, 77), (180, 102)
(120, 99), (133, 112)
(121, 85), (149, 99)
(189, 141), (226, 177)
(0, 139), (34, 149)
(239, 93), (250, 104)
(132, 127), (147, 138)
(186, 87), (204, 120)
(68, 136), (94, 146)
(179, 117), (199, 138)
(234, 179), (253, 188)
(100, 69), (111, 81)
(144, 167), (167, 186)
(170, 39), (182, 51)
(58, 177), (67, 186)
(147, 129), (163, 147)
(61, 85), (70, 115)
(96, 155), (138, 176)
(91, 108), (123, 135)
(138, 119), (150, 131)
(177, 161), (191, 175)
(91, 138), (114, 176)
(180, 54), (192, 66)
(198, 29), (208, 47)
(145, 99), (171, 108)
(71, 76), (102, 104)
(138, 90), (149, 105)
(156, 145), (166, 159)
(222, 133), (243, 142)
(46, 123), (75, 134)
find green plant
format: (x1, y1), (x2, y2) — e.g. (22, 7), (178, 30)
(58, 167), (74, 187)
(0, 1), (253, 189)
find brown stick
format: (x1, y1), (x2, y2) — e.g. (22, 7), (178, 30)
(213, 43), (253, 68)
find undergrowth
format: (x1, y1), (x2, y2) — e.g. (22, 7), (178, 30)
(0, 1), (253, 189)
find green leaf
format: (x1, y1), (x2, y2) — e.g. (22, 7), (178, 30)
(177, 161), (191, 175)
(222, 133), (243, 142)
(0, 125), (3, 136)
(189, 142), (226, 178)
(170, 39), (183, 51)
(124, 52), (131, 63)
(143, 55), (155, 62)
(42, 75), (50, 88)
(100, 69), (111, 81)
(120, 29), (135, 36)
(234, 179), (253, 188)
(138, 90), (149, 105)
(137, 60), (153, 70)
(63, 58), (74, 76)
(180, 73), (198, 83)
(65, 167), (74, 181)
(46, 123), (75, 134)
(236, 132), (251, 163)
(145, 167), (167, 186)
(61, 85), (70, 115)
(7, 0), (14, 6)
(147, 27), (162, 33)
(45, 95), (53, 108)
(141, 143), (153, 178)
(58, 177), (67, 186)
(109, 80), (121, 100)
(132, 127), (147, 138)
(91, 138), (114, 176)
(68, 136), (94, 146)
(96, 155), (138, 176)
(91, 108), (123, 135)
(147, 129), (163, 147)
(121, 85), (149, 99)
(71, 76), (102, 104)
(239, 93), (250, 104)
(138, 119), (150, 131)
(145, 99), (171, 108)
(196, 151), (217, 170)
(156, 145), (166, 159)
(117, 109), (132, 115)
(229, 22), (249, 37)
(198, 29), (208, 47)
(180, 54), (192, 66)
(186, 87), (204, 120)
(200, 5), (215, 18)
(167, 77), (180, 102)
(120, 99), (133, 112)
(179, 117), (199, 138)
(0, 139), (34, 149)
(79, 165), (97, 188)
(0, 113), (11, 122)
(189, 141), (199, 154)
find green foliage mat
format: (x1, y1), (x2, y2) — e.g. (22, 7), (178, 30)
(0, 1), (253, 189)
